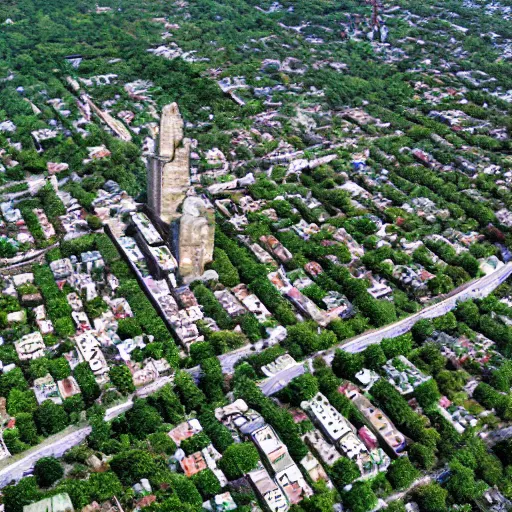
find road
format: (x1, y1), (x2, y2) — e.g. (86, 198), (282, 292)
(0, 425), (92, 488)
(262, 262), (512, 394)
(0, 375), (174, 489)
(2, 263), (510, 484)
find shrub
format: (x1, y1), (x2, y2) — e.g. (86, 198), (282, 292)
(34, 457), (64, 487)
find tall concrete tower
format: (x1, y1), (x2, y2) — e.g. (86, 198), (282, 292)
(147, 103), (191, 224)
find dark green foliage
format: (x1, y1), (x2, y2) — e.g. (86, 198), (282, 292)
(408, 443), (436, 470)
(198, 409), (234, 453)
(381, 333), (413, 359)
(74, 362), (101, 406)
(34, 400), (69, 436)
(125, 399), (163, 439)
(3, 477), (40, 512)
(116, 317), (142, 340)
(34, 457), (64, 487)
(109, 364), (135, 395)
(332, 349), (365, 380)
(387, 457), (419, 490)
(200, 357), (225, 403)
(147, 384), (185, 424)
(342, 481), (378, 512)
(192, 284), (233, 330)
(284, 373), (319, 406)
(329, 457), (361, 488)
(148, 432), (177, 455)
(414, 379), (441, 409)
(174, 371), (207, 413)
(109, 449), (161, 486)
(192, 468), (221, 499)
(210, 248), (240, 287)
(218, 442), (260, 480)
(414, 483), (448, 512)
(181, 432), (211, 455)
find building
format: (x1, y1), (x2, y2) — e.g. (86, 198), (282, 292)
(178, 196), (215, 281)
(340, 382), (406, 455)
(33, 374), (62, 405)
(302, 393), (389, 477)
(15, 332), (45, 361)
(58, 376), (81, 400)
(23, 494), (74, 512)
(383, 356), (431, 395)
(252, 425), (294, 473)
(146, 103), (191, 223)
(168, 419), (203, 446)
(249, 468), (289, 512)
(75, 332), (109, 384)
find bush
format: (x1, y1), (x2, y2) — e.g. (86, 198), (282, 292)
(109, 365), (135, 395)
(192, 469), (221, 499)
(330, 457), (361, 488)
(387, 457), (419, 490)
(116, 317), (142, 340)
(210, 248), (240, 287)
(34, 457), (63, 487)
(218, 442), (260, 480)
(181, 432), (211, 455)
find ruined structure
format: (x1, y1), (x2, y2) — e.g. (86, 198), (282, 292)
(147, 103), (191, 223)
(178, 196), (215, 282)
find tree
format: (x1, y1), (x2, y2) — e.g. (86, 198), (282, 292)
(342, 481), (378, 512)
(210, 248), (239, 287)
(7, 388), (37, 416)
(181, 432), (211, 455)
(387, 457), (419, 490)
(148, 432), (177, 455)
(87, 472), (123, 503)
(363, 344), (387, 371)
(286, 373), (319, 406)
(110, 450), (160, 486)
(116, 318), (142, 340)
(74, 363), (100, 406)
(381, 333), (413, 359)
(446, 462), (486, 504)
(411, 319), (434, 343)
(414, 379), (441, 409)
(332, 350), (365, 380)
(192, 469), (221, 499)
(49, 358), (71, 380)
(34, 457), (63, 487)
(86, 215), (103, 230)
(218, 442), (260, 480)
(16, 413), (39, 445)
(125, 399), (162, 439)
(34, 400), (69, 436)
(408, 443), (436, 470)
(330, 457), (361, 488)
(3, 477), (40, 512)
(414, 483), (448, 512)
(109, 365), (135, 395)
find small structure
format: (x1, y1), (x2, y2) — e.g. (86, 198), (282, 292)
(23, 494), (74, 512)
(33, 374), (62, 405)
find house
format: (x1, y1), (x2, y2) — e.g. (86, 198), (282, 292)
(302, 393), (389, 477)
(300, 452), (333, 488)
(231, 284), (271, 322)
(180, 451), (208, 477)
(214, 289), (247, 317)
(249, 468), (289, 512)
(75, 332), (109, 384)
(340, 382), (406, 455)
(23, 494), (74, 512)
(168, 419), (203, 446)
(383, 356), (431, 395)
(58, 376), (81, 400)
(260, 235), (293, 263)
(15, 332), (46, 361)
(261, 354), (298, 377)
(275, 464), (313, 505)
(215, 399), (265, 438)
(252, 425), (294, 473)
(203, 492), (237, 512)
(33, 374), (62, 405)
(302, 429), (341, 466)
